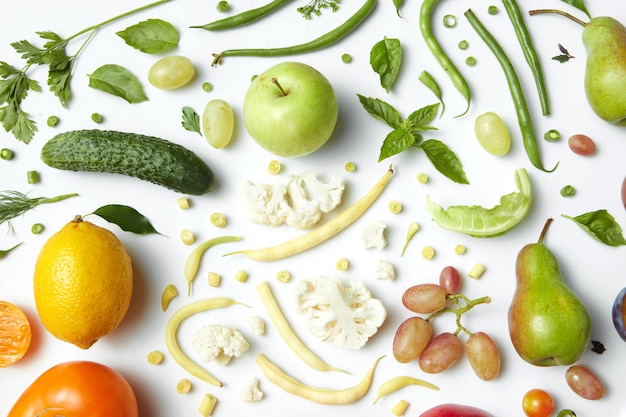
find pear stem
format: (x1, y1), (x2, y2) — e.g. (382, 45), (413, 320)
(528, 9), (587, 27)
(537, 218), (554, 244)
(271, 77), (287, 96)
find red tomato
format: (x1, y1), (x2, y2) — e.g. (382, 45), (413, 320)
(0, 301), (32, 367)
(522, 389), (554, 417)
(7, 361), (138, 417)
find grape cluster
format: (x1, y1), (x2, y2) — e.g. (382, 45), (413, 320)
(392, 265), (501, 381)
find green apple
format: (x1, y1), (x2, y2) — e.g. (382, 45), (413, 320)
(243, 61), (338, 157)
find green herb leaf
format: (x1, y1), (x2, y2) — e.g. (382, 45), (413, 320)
(370, 37), (402, 93)
(393, 0), (404, 17)
(562, 210), (626, 246)
(419, 139), (469, 184)
(182, 106), (202, 135)
(87, 64), (149, 103)
(0, 64), (40, 143)
(418, 70), (445, 116)
(406, 103), (440, 131)
(356, 94), (402, 128)
(426, 168), (531, 237)
(378, 128), (417, 161)
(116, 18), (179, 54)
(560, 0), (591, 18)
(0, 242), (23, 260)
(552, 44), (575, 63)
(91, 204), (162, 235)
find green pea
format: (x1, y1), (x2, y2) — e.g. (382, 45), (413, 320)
(543, 129), (561, 142)
(217, 0), (230, 12)
(458, 40), (469, 50)
(31, 223), (45, 234)
(488, 5), (499, 15)
(0, 148), (15, 160)
(91, 113), (104, 123)
(47, 115), (60, 127)
(465, 56), (477, 66)
(560, 185), (576, 197)
(341, 53), (352, 63)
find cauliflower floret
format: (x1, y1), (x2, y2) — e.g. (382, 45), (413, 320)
(241, 172), (345, 229)
(362, 220), (387, 249)
(191, 325), (250, 365)
(245, 315), (266, 335)
(236, 377), (264, 402)
(374, 259), (396, 280)
(293, 275), (387, 350)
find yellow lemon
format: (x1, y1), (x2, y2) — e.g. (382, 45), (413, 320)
(33, 216), (133, 349)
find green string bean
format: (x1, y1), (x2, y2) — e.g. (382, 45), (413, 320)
(419, 0), (471, 117)
(501, 0), (550, 115)
(464, 9), (557, 173)
(211, 0), (376, 66)
(191, 0), (293, 31)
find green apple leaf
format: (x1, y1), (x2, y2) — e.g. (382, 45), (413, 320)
(87, 64), (148, 103)
(562, 210), (626, 246)
(370, 37), (402, 93)
(116, 18), (179, 54)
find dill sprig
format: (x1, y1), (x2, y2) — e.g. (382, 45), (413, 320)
(297, 0), (341, 19)
(0, 190), (78, 226)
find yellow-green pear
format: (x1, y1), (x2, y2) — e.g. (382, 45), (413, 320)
(530, 10), (626, 125)
(583, 16), (626, 125)
(508, 218), (591, 366)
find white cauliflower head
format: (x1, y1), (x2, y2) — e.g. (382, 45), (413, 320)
(241, 171), (345, 229)
(292, 275), (387, 350)
(191, 325), (250, 365)
(236, 377), (264, 402)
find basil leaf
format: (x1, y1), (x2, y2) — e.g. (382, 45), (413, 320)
(357, 94), (402, 128)
(562, 210), (626, 246)
(370, 37), (402, 93)
(87, 64), (148, 103)
(418, 70), (445, 116)
(91, 204), (162, 235)
(419, 139), (469, 184)
(393, 0), (404, 17)
(560, 0), (591, 18)
(379, 128), (416, 162)
(182, 106), (201, 135)
(406, 103), (440, 130)
(116, 19), (179, 54)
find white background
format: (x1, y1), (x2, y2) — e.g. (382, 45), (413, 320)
(1, 0), (625, 416)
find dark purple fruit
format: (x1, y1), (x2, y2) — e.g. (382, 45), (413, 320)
(611, 286), (626, 341)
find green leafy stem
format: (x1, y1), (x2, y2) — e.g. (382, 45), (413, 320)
(0, 0), (171, 143)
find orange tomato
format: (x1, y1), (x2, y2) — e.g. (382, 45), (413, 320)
(7, 361), (138, 417)
(0, 300), (32, 367)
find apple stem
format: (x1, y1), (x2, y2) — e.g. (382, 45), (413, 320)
(271, 77), (287, 96)
(528, 9), (588, 27)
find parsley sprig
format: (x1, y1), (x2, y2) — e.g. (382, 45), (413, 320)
(0, 0), (171, 144)
(357, 95), (469, 184)
(297, 0), (341, 19)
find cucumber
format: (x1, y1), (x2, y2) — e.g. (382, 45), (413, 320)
(41, 129), (215, 195)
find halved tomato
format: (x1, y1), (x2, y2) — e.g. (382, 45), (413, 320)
(0, 300), (32, 367)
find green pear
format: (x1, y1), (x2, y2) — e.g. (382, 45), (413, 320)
(508, 218), (591, 366)
(529, 9), (626, 125)
(583, 16), (626, 125)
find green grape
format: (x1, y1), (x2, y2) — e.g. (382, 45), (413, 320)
(148, 55), (195, 90)
(474, 111), (511, 156)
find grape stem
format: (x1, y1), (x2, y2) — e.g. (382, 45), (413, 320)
(426, 294), (492, 337)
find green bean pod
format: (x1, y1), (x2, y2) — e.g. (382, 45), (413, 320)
(191, 0), (293, 31)
(501, 0), (550, 115)
(419, 0), (471, 117)
(211, 0), (376, 66)
(464, 9), (557, 173)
